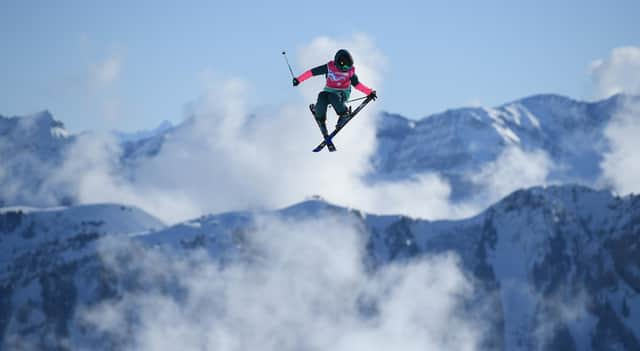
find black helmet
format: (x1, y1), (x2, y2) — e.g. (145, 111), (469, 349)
(334, 49), (353, 71)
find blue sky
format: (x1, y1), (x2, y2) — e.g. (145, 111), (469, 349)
(1, 0), (638, 132)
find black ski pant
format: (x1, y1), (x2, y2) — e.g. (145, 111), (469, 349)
(314, 91), (348, 122)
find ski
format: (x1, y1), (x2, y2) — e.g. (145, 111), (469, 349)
(309, 104), (336, 152)
(312, 95), (374, 152)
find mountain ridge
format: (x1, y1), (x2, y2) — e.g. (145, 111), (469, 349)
(1, 92), (637, 213)
(2, 93), (640, 349)
(1, 184), (639, 350)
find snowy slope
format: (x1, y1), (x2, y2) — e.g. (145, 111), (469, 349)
(1, 185), (639, 350)
(0, 204), (164, 267)
(373, 94), (638, 200)
(0, 204), (163, 348)
(2, 94), (639, 349)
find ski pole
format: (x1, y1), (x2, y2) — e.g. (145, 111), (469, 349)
(327, 95), (371, 110)
(282, 51), (295, 78)
(347, 96), (368, 103)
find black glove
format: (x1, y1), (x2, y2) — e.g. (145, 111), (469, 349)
(292, 78), (300, 86)
(368, 90), (377, 101)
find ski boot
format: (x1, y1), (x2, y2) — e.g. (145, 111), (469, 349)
(335, 106), (352, 129)
(318, 120), (336, 152)
(312, 109), (336, 152)
(336, 114), (349, 129)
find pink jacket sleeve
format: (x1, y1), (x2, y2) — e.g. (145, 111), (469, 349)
(354, 82), (373, 95)
(296, 70), (313, 83)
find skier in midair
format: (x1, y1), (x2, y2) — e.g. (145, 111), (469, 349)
(292, 49), (377, 150)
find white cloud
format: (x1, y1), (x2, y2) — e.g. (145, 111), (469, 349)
(43, 133), (198, 223)
(345, 173), (476, 219)
(590, 46), (640, 98)
(593, 46), (640, 195)
(89, 55), (122, 87)
(77, 215), (482, 351)
(87, 54), (124, 124)
(8, 34), (559, 224)
(0, 116), (68, 206)
(600, 100), (640, 194)
(468, 147), (553, 204)
(0, 143), (54, 205)
(46, 33), (481, 224)
(466, 97), (484, 107)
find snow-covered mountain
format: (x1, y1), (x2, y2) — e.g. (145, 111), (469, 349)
(0, 112), (174, 208)
(0, 185), (638, 350)
(2, 94), (639, 349)
(0, 203), (164, 348)
(0, 94), (635, 209)
(374, 94), (638, 200)
(129, 94), (630, 186)
(0, 111), (74, 207)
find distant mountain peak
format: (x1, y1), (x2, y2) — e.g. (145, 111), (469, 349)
(113, 120), (174, 143)
(1, 110), (55, 125)
(509, 93), (577, 105)
(30, 109), (54, 120)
